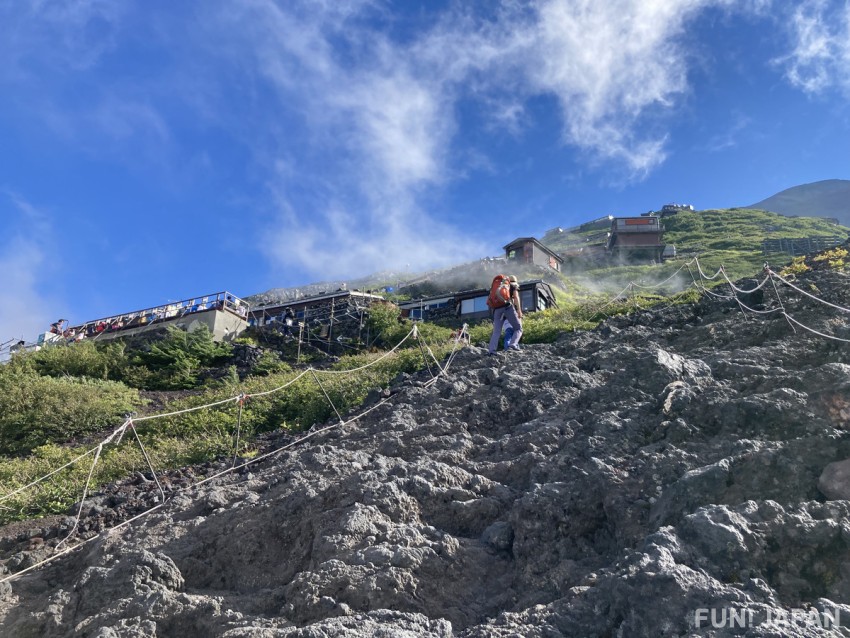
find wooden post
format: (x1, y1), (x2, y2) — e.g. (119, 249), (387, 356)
(297, 320), (304, 364)
(328, 297), (335, 352)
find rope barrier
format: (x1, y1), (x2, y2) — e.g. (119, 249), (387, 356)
(767, 268), (850, 313)
(0, 326), (420, 509)
(694, 256), (724, 281)
(3, 257), (847, 583)
(0, 447), (99, 504)
(55, 441), (105, 550)
(628, 260), (693, 290)
(782, 314), (850, 343)
(130, 421), (166, 505)
(231, 394), (247, 469)
(309, 369), (344, 425)
(769, 274), (797, 334)
(0, 325), (454, 586)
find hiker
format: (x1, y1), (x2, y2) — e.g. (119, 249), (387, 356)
(487, 275), (523, 355)
(282, 308), (295, 336)
(49, 319), (67, 334)
(503, 325), (515, 351)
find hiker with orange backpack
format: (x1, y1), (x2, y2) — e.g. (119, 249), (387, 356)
(487, 274), (523, 356)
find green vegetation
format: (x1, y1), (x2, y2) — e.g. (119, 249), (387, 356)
(128, 325), (233, 389)
(544, 208), (848, 290)
(0, 316), (455, 524)
(0, 367), (141, 456)
(2, 206), (844, 525)
(813, 246), (848, 270)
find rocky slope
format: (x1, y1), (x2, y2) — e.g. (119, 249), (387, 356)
(1, 268), (850, 637)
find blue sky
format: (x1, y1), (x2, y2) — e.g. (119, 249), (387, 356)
(1, 0), (849, 342)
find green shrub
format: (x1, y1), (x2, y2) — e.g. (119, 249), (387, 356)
(365, 302), (411, 349)
(8, 340), (129, 381)
(130, 325), (233, 389)
(251, 351), (292, 377)
(0, 369), (141, 455)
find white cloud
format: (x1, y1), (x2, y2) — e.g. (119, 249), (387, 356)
(0, 193), (60, 344)
(781, 0), (850, 94)
(0, 0), (123, 80)
(230, 0), (761, 277)
(0, 1), (787, 282)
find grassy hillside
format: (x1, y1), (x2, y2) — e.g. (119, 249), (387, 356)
(542, 208), (849, 293)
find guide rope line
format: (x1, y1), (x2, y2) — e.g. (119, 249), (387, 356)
(767, 268), (850, 313)
(782, 314), (850, 343)
(694, 256), (724, 281)
(193, 392), (396, 492)
(130, 420), (165, 504)
(717, 266), (773, 294)
(0, 419), (132, 505)
(0, 327), (449, 585)
(628, 260), (693, 290)
(310, 327), (416, 376)
(55, 439), (106, 550)
(436, 323), (468, 376)
(417, 339), (436, 379)
(0, 447), (99, 504)
(231, 394), (247, 469)
(0, 327), (419, 504)
(699, 260), (849, 341)
(0, 328), (448, 585)
(309, 369), (345, 425)
(770, 274), (797, 334)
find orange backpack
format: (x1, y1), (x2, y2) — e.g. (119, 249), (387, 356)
(486, 274), (512, 309)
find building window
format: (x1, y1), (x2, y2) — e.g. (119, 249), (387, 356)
(461, 296), (489, 314)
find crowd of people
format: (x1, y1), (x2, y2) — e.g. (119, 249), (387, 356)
(44, 295), (250, 343)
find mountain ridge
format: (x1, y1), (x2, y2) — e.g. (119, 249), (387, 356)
(748, 179), (850, 225)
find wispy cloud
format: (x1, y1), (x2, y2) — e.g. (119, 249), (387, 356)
(780, 0), (850, 94)
(0, 192), (60, 343)
(0, 0), (788, 283)
(703, 112), (753, 152)
(0, 0), (124, 79)
(217, 0), (765, 277)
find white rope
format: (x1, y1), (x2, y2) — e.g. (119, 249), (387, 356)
(130, 421), (166, 504)
(769, 274), (797, 334)
(0, 502), (167, 585)
(246, 369), (311, 399)
(133, 395), (240, 422)
(597, 282), (635, 311)
(55, 443), (104, 550)
(768, 269), (850, 313)
(782, 314), (850, 343)
(0, 371), (426, 584)
(416, 328), (446, 377)
(694, 256), (724, 281)
(315, 327), (416, 375)
(628, 260), (692, 290)
(309, 369), (344, 424)
(0, 327), (446, 586)
(0, 447), (98, 503)
(0, 331), (418, 507)
(718, 267), (773, 294)
(0, 419), (131, 504)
